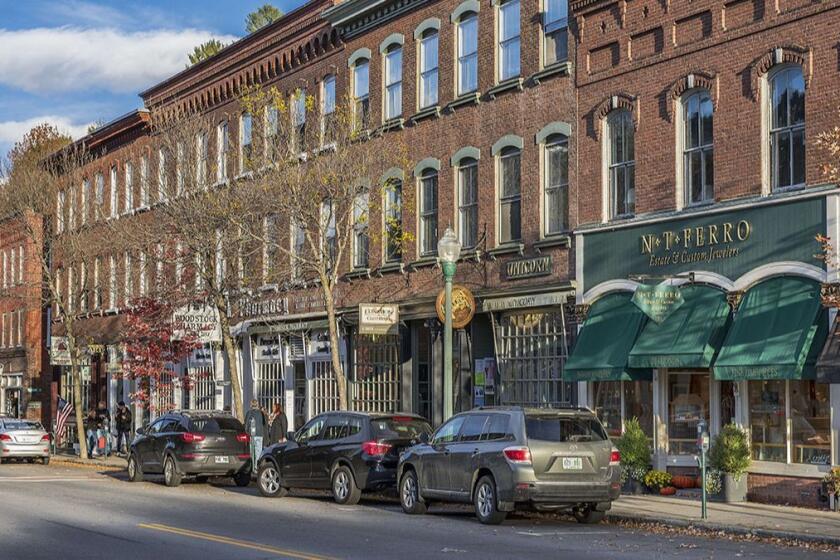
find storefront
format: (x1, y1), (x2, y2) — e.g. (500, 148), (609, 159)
(568, 192), (839, 506)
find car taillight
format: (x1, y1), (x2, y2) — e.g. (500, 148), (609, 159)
(236, 433), (250, 443)
(610, 448), (621, 466)
(362, 441), (392, 457)
(503, 446), (532, 464)
(181, 453), (197, 460)
(0, 434), (11, 441)
(41, 434), (50, 442)
(181, 432), (206, 443)
(237, 454), (251, 460)
(391, 416), (413, 422)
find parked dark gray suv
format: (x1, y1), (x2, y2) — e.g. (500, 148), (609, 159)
(398, 406), (621, 524)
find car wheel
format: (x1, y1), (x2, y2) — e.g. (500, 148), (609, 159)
(233, 469), (251, 487)
(41, 456), (50, 466)
(127, 453), (143, 483)
(163, 456), (182, 487)
(257, 462), (287, 498)
(474, 475), (507, 525)
(574, 507), (605, 524)
(399, 470), (427, 515)
(331, 465), (361, 505)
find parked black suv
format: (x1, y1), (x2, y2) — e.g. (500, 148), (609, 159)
(256, 411), (432, 504)
(398, 406), (621, 524)
(127, 411), (251, 487)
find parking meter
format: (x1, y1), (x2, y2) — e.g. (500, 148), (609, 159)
(696, 420), (709, 519)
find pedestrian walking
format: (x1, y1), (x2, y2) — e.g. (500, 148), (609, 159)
(114, 401), (132, 455)
(84, 408), (98, 456)
(268, 403), (288, 445)
(95, 400), (111, 457)
(244, 399), (268, 472)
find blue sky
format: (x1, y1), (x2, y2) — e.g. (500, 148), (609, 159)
(0, 0), (305, 157)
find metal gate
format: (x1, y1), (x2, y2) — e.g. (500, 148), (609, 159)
(188, 347), (216, 411)
(153, 366), (176, 417)
(352, 334), (400, 413)
(310, 359), (339, 416)
(254, 335), (285, 411)
(493, 308), (573, 407)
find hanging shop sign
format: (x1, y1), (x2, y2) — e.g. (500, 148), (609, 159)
(238, 295), (289, 318)
(359, 304), (400, 335)
(505, 255), (552, 280)
(632, 283), (684, 323)
(50, 336), (72, 366)
(436, 285), (476, 329)
(172, 304), (222, 344)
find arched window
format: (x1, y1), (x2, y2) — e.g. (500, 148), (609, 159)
(383, 43), (403, 120)
(683, 90), (714, 204)
(458, 157), (479, 248)
(543, 0), (568, 66)
(544, 134), (568, 234)
(418, 29), (439, 109)
(769, 66), (805, 190)
(384, 177), (403, 262)
(497, 0), (520, 81)
(607, 110), (635, 218)
(455, 11), (478, 95)
(353, 188), (369, 269)
(352, 59), (370, 129)
(418, 168), (439, 256)
(498, 146), (521, 243)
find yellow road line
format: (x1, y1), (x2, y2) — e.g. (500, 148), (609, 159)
(137, 522), (336, 560)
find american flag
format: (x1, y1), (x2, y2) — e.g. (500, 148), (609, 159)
(55, 396), (72, 446)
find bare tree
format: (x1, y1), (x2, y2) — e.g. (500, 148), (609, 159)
(0, 124), (100, 458)
(233, 86), (409, 410)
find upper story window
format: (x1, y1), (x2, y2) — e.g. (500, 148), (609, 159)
(683, 90), (714, 205)
(292, 90), (307, 153)
(108, 255), (117, 309)
(607, 110), (635, 218)
(498, 0), (520, 82)
(353, 189), (369, 269)
(266, 106), (279, 159)
(139, 154), (149, 207)
(321, 74), (336, 145)
(217, 121), (229, 182)
(124, 252), (132, 303)
(352, 59), (370, 130)
(67, 186), (76, 231)
(109, 165), (118, 218)
(93, 257), (101, 310)
(123, 161), (133, 213)
(543, 0), (568, 66)
(384, 178), (403, 263)
(770, 66), (805, 191)
(418, 169), (439, 256)
(263, 214), (279, 284)
(95, 172), (104, 217)
(456, 12), (478, 95)
(321, 200), (337, 272)
(56, 190), (65, 233)
(458, 157), (479, 248)
(498, 146), (521, 243)
(196, 132), (209, 187)
(240, 113), (253, 173)
(419, 30), (439, 109)
(384, 45), (403, 120)
(81, 178), (90, 226)
(157, 148), (168, 201)
(544, 134), (569, 235)
(176, 142), (186, 196)
(291, 219), (306, 281)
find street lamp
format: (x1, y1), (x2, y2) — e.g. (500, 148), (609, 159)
(438, 227), (461, 420)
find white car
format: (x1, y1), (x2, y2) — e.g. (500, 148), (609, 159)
(0, 418), (50, 464)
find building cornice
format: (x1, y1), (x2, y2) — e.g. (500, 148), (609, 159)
(323, 0), (431, 40)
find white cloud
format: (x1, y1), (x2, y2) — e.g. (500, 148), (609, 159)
(0, 115), (94, 147)
(0, 27), (238, 94)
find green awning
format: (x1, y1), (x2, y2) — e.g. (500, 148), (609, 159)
(564, 292), (651, 382)
(713, 277), (828, 381)
(628, 285), (730, 369)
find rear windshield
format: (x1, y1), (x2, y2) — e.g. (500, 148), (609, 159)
(3, 420), (43, 431)
(371, 417), (432, 440)
(525, 416), (608, 443)
(189, 417), (244, 433)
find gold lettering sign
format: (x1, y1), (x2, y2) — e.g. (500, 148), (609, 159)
(640, 220), (752, 269)
(436, 285), (476, 329)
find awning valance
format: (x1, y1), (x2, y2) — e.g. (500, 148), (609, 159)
(564, 292), (651, 382)
(713, 277), (827, 381)
(816, 315), (840, 383)
(628, 285), (730, 369)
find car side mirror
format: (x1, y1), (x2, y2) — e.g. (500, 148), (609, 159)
(418, 432), (430, 444)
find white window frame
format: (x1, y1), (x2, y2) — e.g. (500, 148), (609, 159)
(16, 309), (22, 347)
(17, 245), (23, 284)
(176, 142), (185, 196)
(109, 255), (117, 310)
(109, 165), (118, 218)
(383, 178), (403, 263)
(456, 12), (478, 95)
(457, 158), (479, 249)
(418, 169), (439, 256)
(95, 172), (105, 218)
(157, 148), (167, 202)
(418, 31), (439, 109)
(603, 110), (636, 220)
(353, 60), (371, 130)
(321, 200), (336, 271)
(240, 113), (253, 175)
(214, 229), (225, 287)
(291, 90), (307, 155)
(67, 186), (75, 231)
(497, 0), (521, 82)
(291, 219), (306, 281)
(217, 121), (229, 183)
(677, 89), (714, 208)
(767, 65), (806, 193)
(196, 132), (209, 187)
(123, 160), (133, 214)
(353, 190), (370, 270)
(542, 0), (568, 68)
(543, 134), (569, 236)
(384, 45), (403, 120)
(140, 154), (149, 208)
(79, 262), (87, 312)
(9, 249), (15, 287)
(124, 252), (132, 304)
(93, 257), (101, 310)
(139, 251), (147, 297)
(321, 74), (336, 146)
(81, 178), (89, 226)
(56, 190), (66, 233)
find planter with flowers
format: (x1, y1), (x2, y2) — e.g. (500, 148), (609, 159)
(643, 470), (673, 494)
(823, 468), (840, 511)
(617, 418), (651, 494)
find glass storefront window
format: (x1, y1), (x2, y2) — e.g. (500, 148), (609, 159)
(749, 380), (786, 463)
(593, 381), (622, 438)
(790, 380), (831, 465)
(720, 380), (736, 427)
(668, 372), (709, 455)
(623, 380), (654, 438)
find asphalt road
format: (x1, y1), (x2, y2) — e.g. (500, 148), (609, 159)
(0, 463), (823, 560)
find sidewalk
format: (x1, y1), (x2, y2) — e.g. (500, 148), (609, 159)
(50, 452), (127, 471)
(609, 494), (840, 546)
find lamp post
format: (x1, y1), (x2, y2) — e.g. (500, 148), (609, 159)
(438, 227), (461, 420)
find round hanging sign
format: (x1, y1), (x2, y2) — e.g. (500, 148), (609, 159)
(436, 284), (476, 329)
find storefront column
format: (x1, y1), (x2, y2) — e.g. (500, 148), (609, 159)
(578, 381), (588, 409)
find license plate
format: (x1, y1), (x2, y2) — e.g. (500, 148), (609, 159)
(562, 457), (583, 470)
(214, 456), (230, 464)
(22, 437), (38, 444)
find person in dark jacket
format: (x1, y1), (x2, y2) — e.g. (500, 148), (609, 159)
(95, 400), (111, 457)
(85, 409), (99, 456)
(268, 403), (288, 444)
(114, 401), (132, 455)
(244, 400), (268, 473)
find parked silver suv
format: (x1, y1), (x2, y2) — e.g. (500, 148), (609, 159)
(398, 406), (621, 524)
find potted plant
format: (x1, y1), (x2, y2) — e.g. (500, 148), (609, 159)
(616, 417), (651, 494)
(709, 423), (751, 503)
(822, 467), (840, 511)
(643, 470), (672, 494)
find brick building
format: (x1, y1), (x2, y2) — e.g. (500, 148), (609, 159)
(565, 0), (840, 506)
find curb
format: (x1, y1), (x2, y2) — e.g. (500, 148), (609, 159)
(50, 455), (126, 471)
(606, 511), (840, 547)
